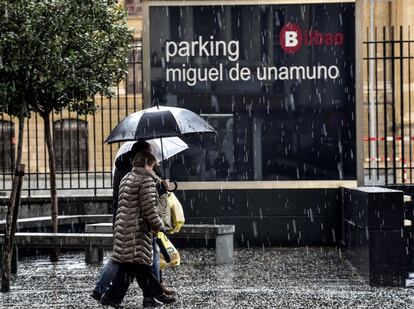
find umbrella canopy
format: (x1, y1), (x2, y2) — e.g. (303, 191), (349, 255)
(105, 106), (217, 143)
(116, 137), (188, 162)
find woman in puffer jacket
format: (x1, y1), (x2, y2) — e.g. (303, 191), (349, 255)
(103, 151), (176, 308)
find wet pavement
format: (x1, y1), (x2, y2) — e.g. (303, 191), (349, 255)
(1, 247), (414, 308)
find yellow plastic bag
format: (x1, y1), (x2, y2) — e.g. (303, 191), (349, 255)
(157, 231), (180, 269)
(167, 192), (185, 234)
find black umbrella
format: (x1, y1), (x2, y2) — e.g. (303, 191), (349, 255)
(105, 106), (217, 144)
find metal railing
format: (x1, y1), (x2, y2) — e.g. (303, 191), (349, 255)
(363, 26), (414, 185)
(364, 26), (414, 185)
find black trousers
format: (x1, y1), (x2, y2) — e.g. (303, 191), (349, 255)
(105, 263), (163, 301)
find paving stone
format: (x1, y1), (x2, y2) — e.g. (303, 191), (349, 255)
(1, 247), (414, 308)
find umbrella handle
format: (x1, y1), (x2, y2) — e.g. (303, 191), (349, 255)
(156, 237), (171, 263)
(167, 181), (178, 192)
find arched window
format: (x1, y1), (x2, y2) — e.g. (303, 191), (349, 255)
(0, 120), (14, 172)
(53, 119), (88, 171)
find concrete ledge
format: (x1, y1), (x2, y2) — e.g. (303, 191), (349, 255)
(0, 194), (112, 204)
(85, 223), (235, 237)
(0, 214), (112, 231)
(0, 232), (113, 248)
(0, 232), (112, 265)
(86, 223), (235, 264)
(177, 180), (357, 190)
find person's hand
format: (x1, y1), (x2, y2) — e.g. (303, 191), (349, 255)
(161, 179), (170, 191)
(152, 227), (166, 235)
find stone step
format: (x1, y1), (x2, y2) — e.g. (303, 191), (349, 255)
(406, 274), (414, 287)
(406, 279), (414, 287)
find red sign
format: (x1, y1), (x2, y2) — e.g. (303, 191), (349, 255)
(280, 22), (344, 54)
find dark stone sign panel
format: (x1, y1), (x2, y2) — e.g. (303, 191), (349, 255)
(149, 3), (356, 181)
(175, 188), (341, 246)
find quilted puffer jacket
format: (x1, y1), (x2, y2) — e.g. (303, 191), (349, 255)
(112, 167), (164, 265)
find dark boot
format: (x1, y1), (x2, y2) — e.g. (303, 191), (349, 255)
(90, 289), (102, 302)
(143, 297), (163, 308)
(100, 295), (124, 309)
(154, 293), (176, 305)
(160, 283), (176, 296)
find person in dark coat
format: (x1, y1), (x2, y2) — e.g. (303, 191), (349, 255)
(91, 141), (175, 308)
(111, 141), (153, 224)
(104, 151), (176, 308)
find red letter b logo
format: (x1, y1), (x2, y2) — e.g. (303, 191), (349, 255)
(280, 23), (302, 54)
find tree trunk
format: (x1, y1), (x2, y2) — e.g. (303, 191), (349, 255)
(43, 113), (59, 262)
(1, 114), (25, 292)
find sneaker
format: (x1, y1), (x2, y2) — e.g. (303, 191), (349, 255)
(90, 290), (102, 302)
(100, 295), (124, 309)
(143, 297), (163, 308)
(154, 293), (176, 305)
(160, 283), (176, 296)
